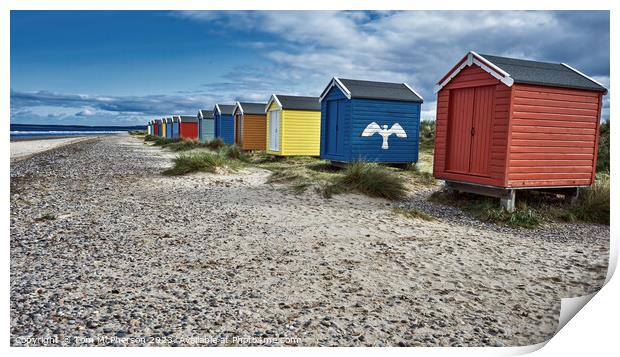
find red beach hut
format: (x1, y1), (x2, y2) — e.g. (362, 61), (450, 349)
(178, 115), (199, 140)
(153, 119), (160, 137)
(433, 52), (607, 211)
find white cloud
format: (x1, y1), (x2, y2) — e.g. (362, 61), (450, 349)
(12, 11), (610, 125)
(182, 10), (609, 121)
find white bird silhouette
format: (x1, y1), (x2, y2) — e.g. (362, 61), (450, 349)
(361, 122), (407, 149)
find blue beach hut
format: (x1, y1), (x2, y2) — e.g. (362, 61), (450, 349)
(172, 116), (180, 139)
(166, 117), (173, 139)
(155, 118), (163, 137)
(198, 109), (215, 142)
(319, 77), (423, 164)
(213, 104), (235, 145)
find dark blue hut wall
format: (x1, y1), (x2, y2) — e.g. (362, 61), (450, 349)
(320, 86), (352, 161)
(219, 113), (235, 144)
(350, 99), (421, 163)
(214, 112), (221, 138)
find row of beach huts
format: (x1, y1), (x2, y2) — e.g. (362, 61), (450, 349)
(145, 52), (607, 210)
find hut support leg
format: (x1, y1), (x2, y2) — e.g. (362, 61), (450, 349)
(566, 187), (580, 205)
(444, 182), (455, 195)
(500, 190), (515, 213)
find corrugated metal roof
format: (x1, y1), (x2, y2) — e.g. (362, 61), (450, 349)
(479, 54), (607, 93)
(339, 78), (423, 102)
(276, 95), (320, 111)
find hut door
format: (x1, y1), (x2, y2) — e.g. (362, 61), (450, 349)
(325, 100), (345, 156)
(269, 110), (280, 151)
(446, 88), (475, 173)
(446, 86), (494, 176)
(468, 86), (494, 176)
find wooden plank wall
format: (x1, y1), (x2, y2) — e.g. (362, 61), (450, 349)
(240, 114), (267, 150)
(506, 84), (601, 187)
(433, 64), (509, 186)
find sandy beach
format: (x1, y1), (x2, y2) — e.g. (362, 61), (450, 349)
(10, 134), (609, 347)
(10, 136), (94, 162)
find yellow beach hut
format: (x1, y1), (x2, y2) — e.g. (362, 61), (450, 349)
(160, 117), (167, 138)
(265, 94), (321, 156)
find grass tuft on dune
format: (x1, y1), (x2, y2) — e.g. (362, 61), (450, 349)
(163, 140), (201, 152)
(324, 161), (407, 201)
(163, 152), (226, 175)
(564, 174), (609, 225)
(219, 144), (248, 162)
(206, 138), (226, 150)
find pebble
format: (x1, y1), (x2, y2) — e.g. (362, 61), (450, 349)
(9, 135), (609, 347)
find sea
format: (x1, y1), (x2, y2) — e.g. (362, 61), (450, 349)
(10, 124), (146, 141)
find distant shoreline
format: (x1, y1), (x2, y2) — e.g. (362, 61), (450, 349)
(11, 135), (76, 142)
(11, 123), (146, 130)
(10, 123), (145, 142)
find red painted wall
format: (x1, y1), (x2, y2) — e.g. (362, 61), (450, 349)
(434, 64), (601, 188)
(180, 123), (198, 140)
(506, 84), (602, 187)
(434, 65), (510, 187)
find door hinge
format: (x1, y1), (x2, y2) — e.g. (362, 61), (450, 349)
(471, 127), (475, 136)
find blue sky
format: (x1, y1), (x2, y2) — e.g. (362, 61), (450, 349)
(11, 10), (610, 125)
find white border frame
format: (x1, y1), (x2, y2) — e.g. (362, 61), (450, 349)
(319, 77), (352, 102)
(561, 63), (609, 94)
(434, 51), (514, 93)
(265, 94), (283, 113)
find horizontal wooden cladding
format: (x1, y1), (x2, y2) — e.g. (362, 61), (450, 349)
(240, 114), (266, 150)
(511, 139), (594, 147)
(434, 171), (505, 187)
(512, 125), (596, 135)
(508, 179), (592, 187)
(511, 132), (595, 141)
(513, 104), (598, 117)
(508, 172), (592, 180)
(510, 166), (593, 174)
(505, 83), (599, 188)
(513, 97), (600, 110)
(512, 111), (598, 123)
(512, 118), (596, 129)
(510, 146), (594, 154)
(280, 110), (321, 156)
(513, 84), (600, 100)
(511, 158), (593, 166)
(510, 153), (593, 160)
